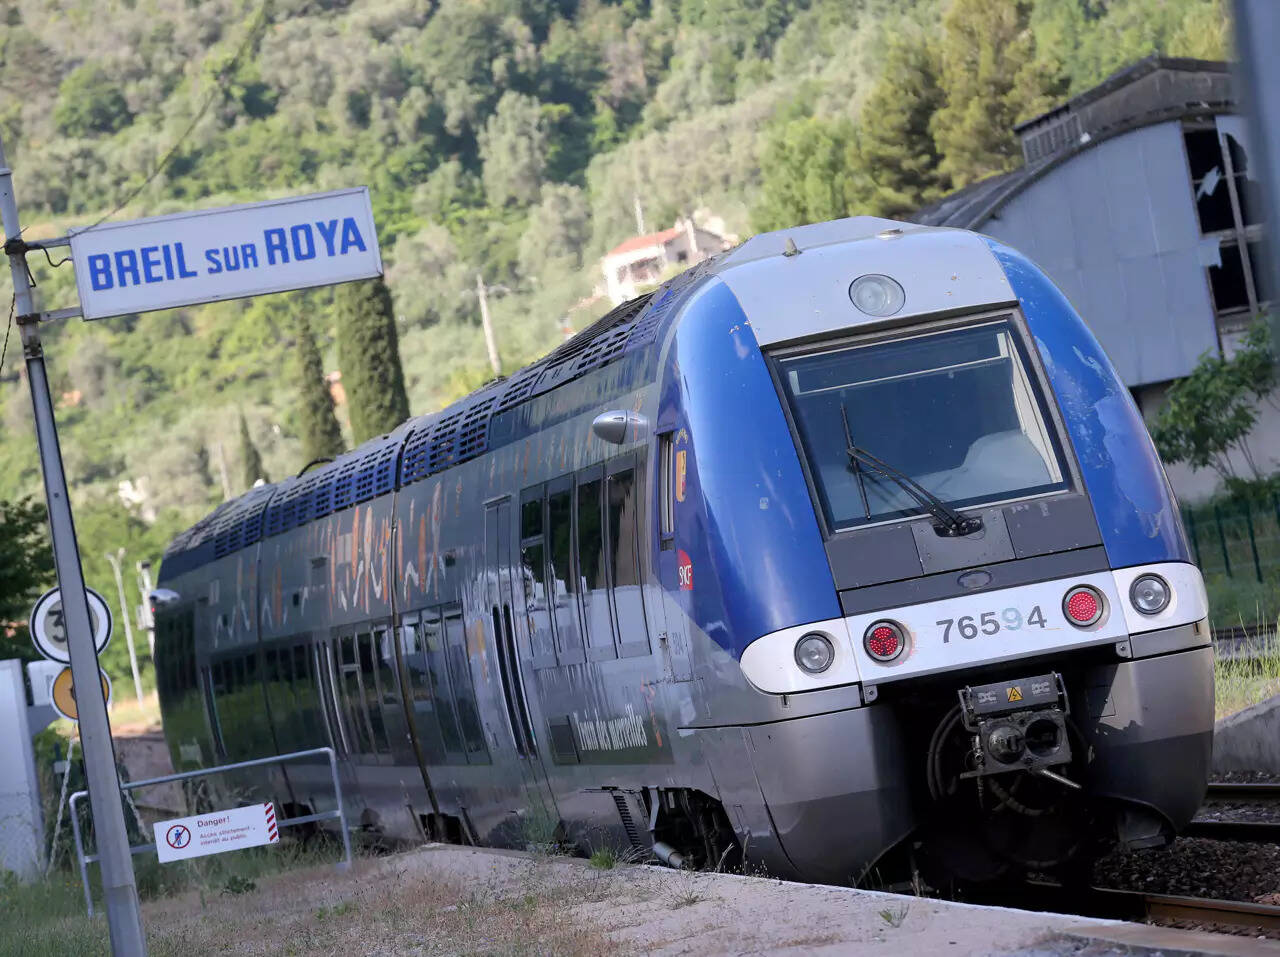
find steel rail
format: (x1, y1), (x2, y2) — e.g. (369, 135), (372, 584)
(988, 882), (1280, 932)
(1182, 819), (1280, 842)
(1140, 891), (1280, 931)
(1205, 782), (1280, 802)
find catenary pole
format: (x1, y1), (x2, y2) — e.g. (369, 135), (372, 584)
(136, 560), (156, 658)
(1233, 0), (1280, 361)
(106, 548), (145, 703)
(0, 135), (148, 955)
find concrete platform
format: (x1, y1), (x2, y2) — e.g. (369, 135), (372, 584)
(387, 844), (1279, 956)
(1214, 691), (1280, 775)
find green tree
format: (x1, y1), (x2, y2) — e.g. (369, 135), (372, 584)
(851, 32), (947, 218)
(335, 277), (411, 445)
(294, 314), (345, 466)
(932, 0), (1059, 189)
(1150, 320), (1276, 486)
(479, 91), (550, 207)
(751, 115), (859, 232)
(53, 64), (131, 137)
(0, 497), (53, 663)
(238, 412), (269, 490)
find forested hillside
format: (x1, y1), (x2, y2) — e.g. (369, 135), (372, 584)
(0, 0), (1228, 678)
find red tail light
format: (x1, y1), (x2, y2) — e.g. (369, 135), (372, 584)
(864, 621), (906, 662)
(1063, 586), (1103, 627)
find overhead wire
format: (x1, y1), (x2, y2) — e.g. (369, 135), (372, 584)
(0, 293), (13, 374)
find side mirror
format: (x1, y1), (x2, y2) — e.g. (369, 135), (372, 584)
(591, 410), (647, 445)
(149, 588), (181, 607)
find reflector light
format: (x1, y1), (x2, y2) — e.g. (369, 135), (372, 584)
(1063, 586), (1103, 627)
(864, 620), (906, 662)
(1130, 574), (1171, 615)
(794, 633), (835, 674)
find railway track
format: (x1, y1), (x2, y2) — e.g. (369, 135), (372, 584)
(1186, 782), (1280, 842)
(1206, 782), (1280, 802)
(978, 882), (1280, 932)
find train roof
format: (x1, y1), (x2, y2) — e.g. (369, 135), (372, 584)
(160, 256), (724, 579)
(161, 216), (1002, 579)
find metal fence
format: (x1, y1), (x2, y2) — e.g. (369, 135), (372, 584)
(1183, 496), (1280, 583)
(68, 746), (351, 916)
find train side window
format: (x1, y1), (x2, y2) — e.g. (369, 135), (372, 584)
(547, 481), (585, 665)
(357, 631), (392, 755)
(204, 664), (226, 760)
(519, 486), (556, 668)
(279, 645), (301, 752)
(293, 644), (323, 749)
(576, 470), (616, 661)
(608, 463), (650, 656)
(658, 433), (675, 541)
(421, 609), (466, 760)
(400, 614), (446, 764)
(337, 634), (374, 755)
(444, 606), (490, 762)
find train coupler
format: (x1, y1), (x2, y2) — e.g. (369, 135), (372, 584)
(958, 672), (1074, 780)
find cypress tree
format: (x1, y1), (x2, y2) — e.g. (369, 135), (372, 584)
(294, 313), (346, 465)
(851, 33), (947, 218)
(334, 277), (411, 445)
(238, 411), (269, 489)
(931, 0), (1059, 189)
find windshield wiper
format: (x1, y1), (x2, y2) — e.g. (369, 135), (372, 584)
(839, 404), (983, 537)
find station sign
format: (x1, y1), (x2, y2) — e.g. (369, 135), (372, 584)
(154, 803), (279, 863)
(69, 188), (383, 321)
(29, 586), (112, 663)
(50, 666), (112, 722)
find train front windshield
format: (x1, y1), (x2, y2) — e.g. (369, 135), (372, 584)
(777, 319), (1068, 532)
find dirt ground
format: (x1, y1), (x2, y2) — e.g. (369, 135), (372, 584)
(132, 844), (1277, 957)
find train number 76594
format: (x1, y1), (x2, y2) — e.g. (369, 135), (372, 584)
(936, 605), (1047, 643)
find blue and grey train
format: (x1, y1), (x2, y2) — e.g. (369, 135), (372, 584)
(154, 216), (1213, 886)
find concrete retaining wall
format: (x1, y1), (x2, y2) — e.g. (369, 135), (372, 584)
(1212, 691), (1280, 774)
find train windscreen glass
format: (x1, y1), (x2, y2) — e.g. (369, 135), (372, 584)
(778, 320), (1067, 531)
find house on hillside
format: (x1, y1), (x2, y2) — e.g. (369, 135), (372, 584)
(913, 56), (1270, 502)
(601, 219), (731, 305)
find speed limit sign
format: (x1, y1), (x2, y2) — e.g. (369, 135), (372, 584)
(28, 586), (112, 663)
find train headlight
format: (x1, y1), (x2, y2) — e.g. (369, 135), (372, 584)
(848, 274), (905, 317)
(1130, 574), (1170, 615)
(794, 633), (835, 674)
(863, 620), (906, 663)
(1063, 585), (1104, 627)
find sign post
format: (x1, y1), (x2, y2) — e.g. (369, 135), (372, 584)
(3, 124), (382, 954)
(1, 135), (149, 954)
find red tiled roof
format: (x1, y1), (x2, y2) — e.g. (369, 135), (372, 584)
(606, 226), (683, 258)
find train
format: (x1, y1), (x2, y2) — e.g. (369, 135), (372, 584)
(153, 215), (1213, 887)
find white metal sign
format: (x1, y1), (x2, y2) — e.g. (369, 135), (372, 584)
(154, 802), (279, 863)
(29, 586), (112, 663)
(69, 188), (383, 320)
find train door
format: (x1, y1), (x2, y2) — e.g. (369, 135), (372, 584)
(484, 498), (558, 824)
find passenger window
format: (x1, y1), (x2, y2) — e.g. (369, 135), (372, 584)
(577, 475), (616, 659)
(608, 467), (649, 653)
(292, 644), (323, 748)
(420, 611), (465, 760)
(444, 607), (489, 761)
(547, 487), (583, 661)
(519, 489), (556, 665)
(659, 433), (675, 538)
(338, 635), (373, 755)
(358, 631), (391, 754)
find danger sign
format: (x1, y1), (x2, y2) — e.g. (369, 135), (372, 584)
(154, 803), (279, 863)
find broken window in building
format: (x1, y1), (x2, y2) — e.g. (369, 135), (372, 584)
(1208, 242), (1249, 313)
(1184, 118), (1269, 328)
